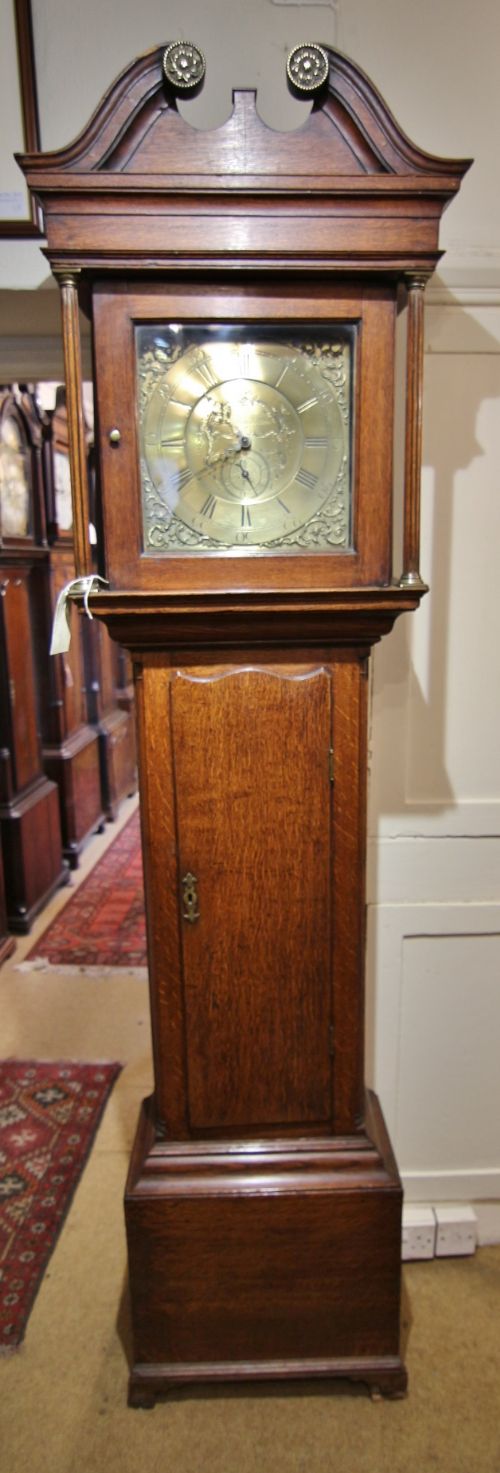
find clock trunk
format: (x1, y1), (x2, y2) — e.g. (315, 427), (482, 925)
(125, 646), (405, 1400)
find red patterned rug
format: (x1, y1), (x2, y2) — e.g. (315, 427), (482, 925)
(0, 1059), (122, 1352)
(25, 809), (147, 972)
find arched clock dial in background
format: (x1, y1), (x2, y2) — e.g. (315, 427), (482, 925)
(0, 414), (33, 539)
(137, 326), (353, 554)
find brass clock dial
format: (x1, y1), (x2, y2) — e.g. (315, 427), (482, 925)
(137, 326), (353, 554)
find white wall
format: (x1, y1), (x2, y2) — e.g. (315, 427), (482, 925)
(367, 289), (500, 1237)
(1, 0), (499, 1235)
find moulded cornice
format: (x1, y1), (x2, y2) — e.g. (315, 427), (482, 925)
(18, 43), (471, 193)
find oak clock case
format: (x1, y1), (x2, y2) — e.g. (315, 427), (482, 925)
(19, 40), (469, 1404)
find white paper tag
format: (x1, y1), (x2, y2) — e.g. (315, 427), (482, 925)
(50, 576), (109, 655)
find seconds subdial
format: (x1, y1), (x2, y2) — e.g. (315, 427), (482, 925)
(221, 445), (270, 500)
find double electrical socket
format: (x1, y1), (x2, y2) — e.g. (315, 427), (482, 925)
(402, 1205), (478, 1261)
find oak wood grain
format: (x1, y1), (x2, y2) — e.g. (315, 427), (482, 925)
(331, 657), (368, 1130)
(56, 274), (92, 577)
(402, 275), (427, 582)
(171, 663), (333, 1131)
(125, 1088), (406, 1399)
(135, 660), (188, 1135)
(85, 584), (425, 652)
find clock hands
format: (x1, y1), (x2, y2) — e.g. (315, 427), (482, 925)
(238, 463), (254, 489)
(232, 438), (255, 490)
(204, 429), (252, 468)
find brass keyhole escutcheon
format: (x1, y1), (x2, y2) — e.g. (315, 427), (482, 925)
(182, 871), (200, 924)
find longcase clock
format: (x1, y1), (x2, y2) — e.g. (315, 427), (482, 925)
(20, 41), (469, 1402)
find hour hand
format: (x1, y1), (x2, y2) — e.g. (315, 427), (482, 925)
(238, 462), (254, 488)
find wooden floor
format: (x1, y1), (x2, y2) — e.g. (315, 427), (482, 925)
(1, 795), (499, 1472)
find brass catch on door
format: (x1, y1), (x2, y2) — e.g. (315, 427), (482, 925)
(182, 871), (200, 924)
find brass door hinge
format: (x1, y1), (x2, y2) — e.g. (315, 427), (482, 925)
(329, 746), (334, 784)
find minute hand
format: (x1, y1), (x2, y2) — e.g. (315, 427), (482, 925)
(238, 462), (254, 489)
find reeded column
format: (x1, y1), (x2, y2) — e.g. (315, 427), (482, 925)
(400, 273), (428, 588)
(56, 270), (92, 577)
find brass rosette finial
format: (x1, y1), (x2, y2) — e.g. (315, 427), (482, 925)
(162, 41), (206, 94)
(286, 43), (329, 96)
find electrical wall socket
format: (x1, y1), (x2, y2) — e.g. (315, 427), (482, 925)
(401, 1206), (436, 1260)
(434, 1205), (477, 1257)
(402, 1204), (479, 1260)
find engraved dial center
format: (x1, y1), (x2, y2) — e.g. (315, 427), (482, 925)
(186, 379), (302, 505)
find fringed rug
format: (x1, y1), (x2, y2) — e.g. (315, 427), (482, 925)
(0, 1059), (122, 1352)
(24, 809), (147, 974)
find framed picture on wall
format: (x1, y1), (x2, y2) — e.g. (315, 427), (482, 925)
(0, 0), (42, 238)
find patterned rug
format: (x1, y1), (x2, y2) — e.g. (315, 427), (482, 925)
(0, 1059), (122, 1352)
(25, 809), (147, 973)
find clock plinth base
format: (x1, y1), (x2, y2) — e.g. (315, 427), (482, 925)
(124, 1091), (407, 1405)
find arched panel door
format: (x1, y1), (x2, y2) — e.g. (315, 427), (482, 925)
(170, 663), (334, 1133)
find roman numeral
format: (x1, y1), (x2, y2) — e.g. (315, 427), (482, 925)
(297, 396), (319, 415)
(160, 437), (184, 449)
(304, 436), (328, 449)
(296, 467), (318, 489)
(275, 364), (289, 389)
(200, 494), (217, 519)
(195, 357), (219, 390)
(241, 506), (252, 527)
(239, 347), (252, 378)
(277, 498), (290, 513)
(177, 467), (194, 490)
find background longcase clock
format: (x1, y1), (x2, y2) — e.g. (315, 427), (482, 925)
(0, 386), (65, 929)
